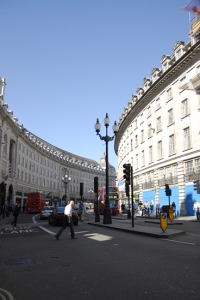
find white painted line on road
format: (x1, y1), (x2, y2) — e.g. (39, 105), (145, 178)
(33, 214), (92, 236)
(32, 215), (39, 223)
(39, 226), (55, 235)
(160, 238), (195, 245)
(187, 233), (200, 237)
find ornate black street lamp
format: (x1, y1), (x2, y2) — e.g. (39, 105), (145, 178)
(62, 174), (71, 205)
(94, 113), (119, 224)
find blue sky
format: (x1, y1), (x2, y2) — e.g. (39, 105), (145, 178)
(0, 0), (191, 169)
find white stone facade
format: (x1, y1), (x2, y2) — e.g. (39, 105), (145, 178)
(115, 18), (200, 216)
(0, 79), (116, 207)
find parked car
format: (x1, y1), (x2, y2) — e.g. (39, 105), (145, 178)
(40, 206), (54, 220)
(48, 206), (78, 226)
(85, 202), (94, 209)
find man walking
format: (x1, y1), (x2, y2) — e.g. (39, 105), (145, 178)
(11, 203), (20, 227)
(55, 200), (77, 240)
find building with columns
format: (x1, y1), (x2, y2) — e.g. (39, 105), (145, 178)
(115, 17), (200, 216)
(0, 77), (116, 207)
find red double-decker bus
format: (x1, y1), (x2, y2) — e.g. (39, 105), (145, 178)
(27, 192), (46, 213)
(94, 186), (119, 215)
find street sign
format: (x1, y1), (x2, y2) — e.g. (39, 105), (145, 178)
(160, 212), (168, 233)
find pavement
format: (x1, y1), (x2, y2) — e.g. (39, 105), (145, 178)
(1, 211), (198, 241)
(87, 212), (196, 238)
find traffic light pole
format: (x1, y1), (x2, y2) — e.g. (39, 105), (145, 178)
(131, 166), (134, 228)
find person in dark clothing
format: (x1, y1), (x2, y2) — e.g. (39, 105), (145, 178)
(172, 202), (176, 217)
(11, 203), (20, 227)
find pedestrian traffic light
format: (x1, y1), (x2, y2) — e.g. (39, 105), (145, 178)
(165, 184), (171, 196)
(193, 179), (200, 194)
(80, 182), (84, 196)
(94, 177), (98, 193)
(123, 163), (131, 185)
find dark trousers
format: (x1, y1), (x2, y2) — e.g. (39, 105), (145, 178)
(12, 215), (18, 226)
(57, 216), (75, 239)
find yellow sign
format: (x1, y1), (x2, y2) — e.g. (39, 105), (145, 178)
(169, 208), (174, 222)
(160, 212), (168, 233)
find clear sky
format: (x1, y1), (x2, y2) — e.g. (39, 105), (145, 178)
(0, 0), (191, 169)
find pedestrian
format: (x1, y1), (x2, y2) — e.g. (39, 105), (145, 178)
(141, 203), (145, 216)
(150, 202), (154, 214)
(55, 200), (77, 240)
(156, 203), (160, 216)
(193, 200), (198, 216)
(79, 200), (85, 222)
(172, 201), (176, 217)
(11, 203), (20, 227)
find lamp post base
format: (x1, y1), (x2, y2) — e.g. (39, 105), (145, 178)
(103, 207), (112, 224)
(127, 209), (131, 219)
(95, 212), (100, 222)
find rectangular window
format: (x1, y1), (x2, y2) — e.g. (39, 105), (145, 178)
(183, 127), (191, 149)
(136, 154), (138, 169)
(156, 98), (160, 109)
(195, 158), (200, 174)
(157, 117), (161, 132)
(135, 135), (138, 147)
(158, 141), (163, 159)
(182, 99), (188, 117)
(130, 139), (133, 150)
(149, 146), (153, 163)
(172, 165), (178, 177)
(180, 76), (186, 87)
(142, 150), (145, 166)
(167, 88), (172, 101)
(135, 120), (137, 129)
(147, 106), (151, 117)
(168, 108), (173, 125)
(141, 130), (144, 143)
(148, 124), (152, 138)
(185, 161), (193, 175)
(169, 134), (175, 155)
(159, 168), (164, 179)
(166, 167), (171, 178)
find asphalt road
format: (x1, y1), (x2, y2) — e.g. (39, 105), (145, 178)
(0, 211), (200, 300)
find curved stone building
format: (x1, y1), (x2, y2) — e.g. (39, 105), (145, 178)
(115, 18), (200, 216)
(0, 78), (116, 207)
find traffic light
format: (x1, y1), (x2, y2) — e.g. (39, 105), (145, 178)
(165, 184), (171, 196)
(125, 182), (130, 197)
(193, 179), (200, 194)
(94, 177), (98, 193)
(123, 163), (131, 185)
(80, 182), (84, 196)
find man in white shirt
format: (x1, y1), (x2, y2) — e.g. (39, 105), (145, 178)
(55, 200), (77, 240)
